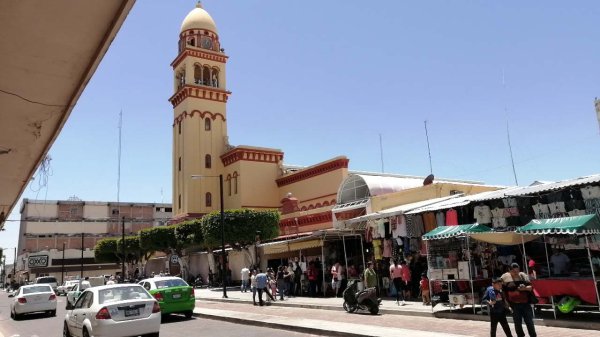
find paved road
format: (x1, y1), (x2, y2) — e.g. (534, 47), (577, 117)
(0, 291), (319, 337)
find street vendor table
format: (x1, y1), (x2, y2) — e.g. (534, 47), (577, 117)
(532, 278), (600, 305)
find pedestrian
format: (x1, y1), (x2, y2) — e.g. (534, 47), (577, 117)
(501, 263), (537, 337)
(331, 262), (341, 297)
(106, 276), (116, 285)
(390, 259), (405, 305)
(419, 273), (430, 305)
(276, 266), (287, 300)
(307, 261), (317, 297)
(241, 266), (250, 292)
(255, 270), (274, 306)
(483, 278), (514, 337)
(287, 263), (295, 297)
(268, 268), (277, 300)
(250, 270), (258, 305)
(400, 260), (412, 301)
(364, 261), (378, 290)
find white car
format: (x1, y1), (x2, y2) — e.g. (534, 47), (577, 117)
(63, 284), (161, 337)
(35, 276), (59, 292)
(9, 284), (57, 320)
(57, 280), (79, 296)
(66, 281), (92, 306)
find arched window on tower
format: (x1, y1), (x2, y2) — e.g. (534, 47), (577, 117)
(205, 192), (212, 207)
(205, 154), (211, 169)
(227, 174), (232, 196)
(202, 66), (211, 87)
(194, 64), (202, 85)
(211, 68), (219, 88)
(189, 38), (195, 47)
(233, 172), (239, 194)
(204, 118), (211, 131)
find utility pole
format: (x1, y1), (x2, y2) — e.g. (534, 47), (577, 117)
(13, 247), (16, 284)
(80, 233), (84, 280)
(61, 242), (66, 284)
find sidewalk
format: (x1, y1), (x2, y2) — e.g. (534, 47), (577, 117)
(194, 287), (600, 337)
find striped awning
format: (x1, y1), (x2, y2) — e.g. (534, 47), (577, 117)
(516, 214), (600, 235)
(422, 224), (492, 241)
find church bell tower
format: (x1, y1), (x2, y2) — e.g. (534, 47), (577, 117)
(170, 2), (231, 219)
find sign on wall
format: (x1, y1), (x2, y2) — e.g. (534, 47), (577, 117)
(28, 255), (49, 268)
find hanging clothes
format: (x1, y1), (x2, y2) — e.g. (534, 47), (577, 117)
(435, 212), (445, 227)
(406, 214), (424, 238)
(473, 205), (492, 224)
(445, 209), (458, 226)
(365, 226), (373, 243)
(392, 215), (407, 237)
(422, 212), (436, 232)
(373, 239), (383, 260)
(383, 239), (392, 258)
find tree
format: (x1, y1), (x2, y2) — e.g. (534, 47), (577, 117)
(139, 226), (176, 254)
(94, 238), (121, 263)
(201, 209), (279, 248)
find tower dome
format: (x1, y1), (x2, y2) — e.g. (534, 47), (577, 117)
(180, 2), (218, 34)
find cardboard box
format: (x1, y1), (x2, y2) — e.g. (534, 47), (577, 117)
(449, 294), (466, 305)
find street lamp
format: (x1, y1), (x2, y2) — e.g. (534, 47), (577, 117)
(191, 174), (227, 298)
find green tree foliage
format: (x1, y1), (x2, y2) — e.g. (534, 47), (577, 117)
(94, 238), (120, 263)
(139, 226), (176, 253)
(201, 209), (279, 248)
(173, 219), (203, 253)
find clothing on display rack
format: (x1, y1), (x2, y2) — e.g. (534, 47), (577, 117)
(422, 212), (436, 232)
(373, 239), (383, 260)
(384, 221), (391, 239)
(392, 215), (407, 237)
(446, 209), (459, 226)
(581, 186), (600, 199)
(383, 239), (392, 258)
(532, 203), (551, 219)
(473, 204), (492, 224)
(407, 215), (425, 237)
(365, 226), (373, 243)
(548, 201), (566, 215)
(492, 217), (507, 228)
(502, 198), (518, 208)
(436, 212), (445, 227)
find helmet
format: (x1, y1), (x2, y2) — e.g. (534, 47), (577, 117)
(557, 296), (580, 314)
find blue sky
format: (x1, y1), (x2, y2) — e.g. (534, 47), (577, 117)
(2, 1), (599, 262)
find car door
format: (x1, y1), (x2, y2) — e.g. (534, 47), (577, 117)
(70, 292), (91, 337)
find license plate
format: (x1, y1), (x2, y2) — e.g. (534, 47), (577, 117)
(172, 293), (181, 299)
(124, 308), (139, 317)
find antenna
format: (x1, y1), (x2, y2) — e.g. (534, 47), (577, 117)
(424, 120), (433, 174)
(379, 133), (384, 173)
(502, 69), (519, 185)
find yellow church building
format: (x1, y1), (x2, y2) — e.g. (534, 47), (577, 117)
(169, 4), (499, 278)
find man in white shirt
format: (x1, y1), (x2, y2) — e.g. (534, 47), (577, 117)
(550, 250), (570, 276)
(241, 266), (250, 292)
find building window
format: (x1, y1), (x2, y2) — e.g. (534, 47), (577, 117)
(233, 172), (238, 194)
(178, 157), (181, 171)
(112, 209), (119, 215)
(178, 121), (181, 134)
(178, 194), (181, 209)
(189, 38), (195, 46)
(227, 174), (232, 196)
(205, 118), (211, 131)
(206, 192), (212, 207)
(205, 154), (211, 169)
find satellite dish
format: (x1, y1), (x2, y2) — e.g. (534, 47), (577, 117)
(423, 174), (435, 186)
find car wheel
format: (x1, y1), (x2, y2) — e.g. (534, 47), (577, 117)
(145, 333), (160, 337)
(63, 322), (72, 337)
(184, 310), (193, 319)
(50, 310), (57, 317)
(82, 327), (90, 337)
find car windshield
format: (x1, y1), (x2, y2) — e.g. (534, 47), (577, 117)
(98, 286), (152, 304)
(23, 285), (52, 294)
(37, 277), (57, 283)
(155, 278), (188, 288)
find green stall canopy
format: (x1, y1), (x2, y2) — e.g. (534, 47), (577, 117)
(516, 214), (600, 235)
(422, 224), (492, 241)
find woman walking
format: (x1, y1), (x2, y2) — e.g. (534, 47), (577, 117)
(390, 259), (405, 305)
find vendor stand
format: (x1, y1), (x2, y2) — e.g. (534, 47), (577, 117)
(516, 214), (600, 318)
(423, 224), (493, 314)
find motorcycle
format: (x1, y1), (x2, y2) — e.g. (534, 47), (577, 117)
(193, 276), (207, 288)
(342, 280), (381, 315)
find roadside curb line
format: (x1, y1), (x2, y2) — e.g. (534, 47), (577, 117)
(198, 297), (434, 317)
(198, 297), (600, 331)
(193, 311), (374, 337)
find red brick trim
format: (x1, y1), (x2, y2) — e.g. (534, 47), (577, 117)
(169, 85), (231, 108)
(300, 193), (337, 204)
(276, 158), (349, 187)
(221, 147), (284, 167)
(173, 110), (226, 126)
(279, 211), (332, 229)
(171, 48), (228, 68)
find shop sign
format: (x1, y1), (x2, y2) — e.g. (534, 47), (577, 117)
(170, 255), (179, 264)
(28, 255), (49, 268)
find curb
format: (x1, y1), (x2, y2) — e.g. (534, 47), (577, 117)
(193, 311), (374, 337)
(199, 297), (434, 317)
(198, 297), (600, 331)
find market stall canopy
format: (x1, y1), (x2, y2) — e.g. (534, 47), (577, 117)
(516, 214), (600, 235)
(470, 232), (538, 245)
(422, 224), (492, 240)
